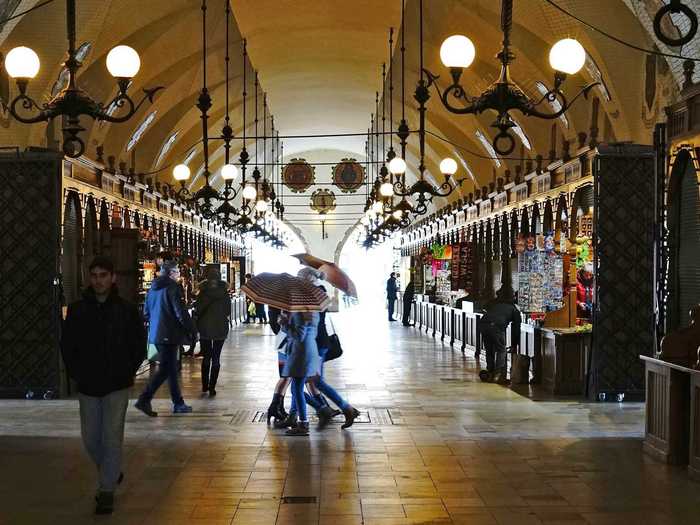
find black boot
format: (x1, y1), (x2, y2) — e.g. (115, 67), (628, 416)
(274, 412), (297, 429)
(317, 405), (336, 429)
(266, 393), (286, 424)
(95, 491), (114, 515)
(208, 365), (220, 396)
(285, 421), (309, 436)
(341, 407), (360, 429)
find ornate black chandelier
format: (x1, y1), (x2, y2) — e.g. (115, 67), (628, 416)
(424, 0), (598, 156)
(4, 0), (162, 157)
(652, 1), (697, 47)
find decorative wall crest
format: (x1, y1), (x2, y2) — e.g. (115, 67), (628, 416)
(310, 189), (336, 215)
(283, 158), (315, 193)
(332, 158), (365, 193)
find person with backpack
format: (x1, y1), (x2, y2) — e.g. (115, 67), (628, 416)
(135, 260), (197, 416)
(480, 287), (521, 384)
(60, 256), (146, 515)
(194, 267), (231, 396)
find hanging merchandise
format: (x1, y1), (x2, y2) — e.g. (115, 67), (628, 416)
(450, 243), (461, 291)
(518, 244), (564, 313)
(459, 242), (475, 292)
(575, 235), (592, 268)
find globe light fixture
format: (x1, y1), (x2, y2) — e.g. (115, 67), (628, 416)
(439, 35), (476, 69)
(255, 199), (269, 213)
(3, 0), (162, 157)
(173, 164), (191, 181)
(425, 0), (598, 156)
(439, 157), (458, 176)
(548, 38), (586, 75)
(220, 163), (239, 181)
(242, 184), (257, 201)
(4, 46), (40, 79)
(388, 156), (407, 175)
(380, 181), (394, 197)
(105, 45), (141, 78)
(372, 200), (384, 214)
(392, 209), (403, 220)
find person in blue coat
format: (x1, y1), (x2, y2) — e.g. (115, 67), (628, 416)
(279, 311), (320, 436)
(135, 260), (197, 416)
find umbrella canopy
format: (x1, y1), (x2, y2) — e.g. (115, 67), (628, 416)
(241, 272), (331, 312)
(292, 253), (358, 298)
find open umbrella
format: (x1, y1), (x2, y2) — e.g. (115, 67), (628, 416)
(241, 272), (331, 312)
(292, 253), (358, 298)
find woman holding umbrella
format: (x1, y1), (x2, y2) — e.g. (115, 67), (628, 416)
(296, 268), (360, 429)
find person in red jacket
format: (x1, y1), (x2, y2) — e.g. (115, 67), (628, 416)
(576, 262), (594, 320)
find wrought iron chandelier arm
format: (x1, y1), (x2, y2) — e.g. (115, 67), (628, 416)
(523, 81), (600, 120)
(97, 87), (164, 123)
(7, 94), (52, 124)
(423, 69), (480, 115)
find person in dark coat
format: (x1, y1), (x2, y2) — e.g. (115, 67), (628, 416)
(60, 256), (146, 515)
(480, 287), (522, 384)
(135, 260), (197, 416)
(402, 280), (415, 326)
(386, 272), (398, 321)
(194, 267), (230, 396)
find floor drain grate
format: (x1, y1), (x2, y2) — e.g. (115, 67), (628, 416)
(281, 496), (317, 504)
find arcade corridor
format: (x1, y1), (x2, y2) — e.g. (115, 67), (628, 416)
(1, 307), (697, 525)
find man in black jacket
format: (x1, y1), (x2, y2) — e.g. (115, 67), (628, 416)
(61, 257), (146, 515)
(386, 272), (398, 321)
(135, 260), (197, 416)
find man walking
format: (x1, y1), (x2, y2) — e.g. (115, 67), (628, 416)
(386, 272), (398, 321)
(136, 260), (197, 416)
(61, 257), (146, 515)
(480, 287), (522, 384)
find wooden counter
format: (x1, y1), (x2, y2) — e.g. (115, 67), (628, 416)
(541, 329), (591, 395)
(641, 355), (700, 478)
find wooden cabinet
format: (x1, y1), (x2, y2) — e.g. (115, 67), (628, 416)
(542, 330), (591, 395)
(689, 373), (700, 479)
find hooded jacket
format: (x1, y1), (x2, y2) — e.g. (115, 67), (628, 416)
(144, 275), (196, 345)
(60, 287), (146, 397)
(194, 279), (231, 340)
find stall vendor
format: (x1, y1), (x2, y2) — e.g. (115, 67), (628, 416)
(576, 262), (594, 319)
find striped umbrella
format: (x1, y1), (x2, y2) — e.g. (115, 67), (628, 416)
(292, 253), (358, 298)
(241, 272), (331, 312)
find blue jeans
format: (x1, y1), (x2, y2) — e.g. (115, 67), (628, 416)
(141, 344), (184, 405)
(316, 348), (349, 410)
(290, 377), (307, 421)
(78, 388), (129, 492)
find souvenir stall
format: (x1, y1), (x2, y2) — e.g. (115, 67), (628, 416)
(400, 143), (655, 399)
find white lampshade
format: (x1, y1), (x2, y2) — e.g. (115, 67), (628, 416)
(372, 200), (384, 213)
(388, 156), (407, 175)
(549, 38), (586, 75)
(5, 46), (40, 79)
(440, 35), (476, 69)
(440, 157), (458, 175)
(392, 209), (403, 219)
(380, 181), (394, 197)
(106, 45), (140, 78)
(242, 184), (257, 200)
(220, 163), (238, 181)
(172, 163), (191, 181)
(255, 199), (268, 212)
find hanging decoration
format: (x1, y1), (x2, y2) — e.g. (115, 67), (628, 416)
(332, 159), (365, 193)
(283, 159), (315, 193)
(310, 189), (337, 215)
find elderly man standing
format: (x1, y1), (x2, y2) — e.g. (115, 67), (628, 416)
(135, 260), (197, 416)
(61, 256), (146, 515)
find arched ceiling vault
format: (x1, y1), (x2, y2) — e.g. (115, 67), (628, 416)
(0, 0), (680, 248)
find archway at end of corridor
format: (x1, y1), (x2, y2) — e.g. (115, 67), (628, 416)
(338, 231), (398, 315)
(248, 222), (308, 276)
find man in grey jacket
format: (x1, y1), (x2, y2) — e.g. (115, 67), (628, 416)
(135, 261), (197, 416)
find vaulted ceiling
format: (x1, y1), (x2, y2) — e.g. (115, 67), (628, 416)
(0, 0), (685, 255)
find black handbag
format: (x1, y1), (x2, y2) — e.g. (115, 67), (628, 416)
(325, 333), (343, 361)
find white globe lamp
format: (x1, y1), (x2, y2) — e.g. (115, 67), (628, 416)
(220, 163), (238, 181)
(549, 38), (586, 75)
(5, 47), (40, 79)
(440, 35), (476, 69)
(172, 164), (191, 182)
(440, 157), (458, 176)
(380, 181), (394, 197)
(255, 199), (268, 213)
(388, 156), (407, 175)
(106, 45), (141, 78)
(242, 184), (257, 200)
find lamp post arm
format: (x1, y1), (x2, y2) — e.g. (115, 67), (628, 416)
(423, 68), (480, 115)
(523, 81), (599, 120)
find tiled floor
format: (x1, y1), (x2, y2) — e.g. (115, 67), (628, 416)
(1, 306), (698, 524)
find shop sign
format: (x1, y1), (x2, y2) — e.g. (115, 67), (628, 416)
(467, 205), (478, 221)
(479, 199), (492, 216)
(494, 192), (508, 211)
